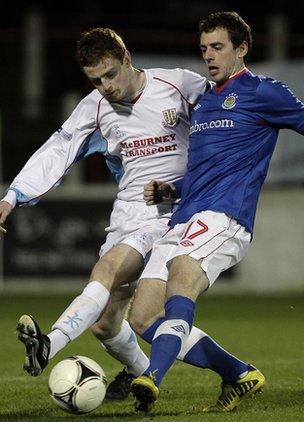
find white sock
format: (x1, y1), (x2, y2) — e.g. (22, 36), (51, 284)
(102, 320), (149, 376)
(48, 329), (70, 359)
(178, 326), (208, 360)
(50, 281), (110, 343)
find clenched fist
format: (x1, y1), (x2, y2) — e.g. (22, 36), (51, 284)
(143, 180), (177, 206)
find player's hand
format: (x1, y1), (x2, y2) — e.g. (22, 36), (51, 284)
(0, 200), (13, 235)
(143, 180), (177, 206)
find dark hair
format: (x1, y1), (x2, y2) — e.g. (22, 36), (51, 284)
(76, 28), (126, 67)
(199, 11), (252, 58)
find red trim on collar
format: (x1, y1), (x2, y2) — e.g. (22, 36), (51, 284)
(131, 92), (143, 104)
(215, 68), (248, 94)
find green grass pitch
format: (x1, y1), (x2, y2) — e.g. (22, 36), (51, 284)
(0, 293), (303, 421)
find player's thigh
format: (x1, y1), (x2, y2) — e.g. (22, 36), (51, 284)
(140, 228), (180, 282)
(166, 255), (208, 301)
(90, 243), (144, 289)
(99, 199), (171, 261)
(129, 278), (166, 335)
(170, 211), (251, 288)
(91, 282), (136, 340)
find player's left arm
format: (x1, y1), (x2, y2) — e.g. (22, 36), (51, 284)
(257, 79), (304, 134)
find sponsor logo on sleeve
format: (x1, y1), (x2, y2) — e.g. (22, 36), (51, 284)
(112, 124), (126, 138)
(57, 127), (72, 141)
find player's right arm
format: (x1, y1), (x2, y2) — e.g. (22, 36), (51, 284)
(1, 91), (101, 218)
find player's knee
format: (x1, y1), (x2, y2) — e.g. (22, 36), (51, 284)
(90, 318), (115, 341)
(128, 316), (146, 336)
(128, 308), (151, 336)
(167, 255), (208, 298)
(90, 321), (105, 340)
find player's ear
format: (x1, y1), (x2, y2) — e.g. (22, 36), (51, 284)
(123, 50), (132, 67)
(237, 41), (248, 59)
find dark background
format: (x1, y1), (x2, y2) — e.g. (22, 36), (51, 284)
(1, 0), (302, 183)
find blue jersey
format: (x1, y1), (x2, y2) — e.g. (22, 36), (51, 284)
(171, 69), (304, 233)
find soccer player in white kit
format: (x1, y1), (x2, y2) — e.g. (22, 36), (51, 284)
(0, 28), (259, 402)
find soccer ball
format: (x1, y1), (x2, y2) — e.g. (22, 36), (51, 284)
(48, 356), (107, 414)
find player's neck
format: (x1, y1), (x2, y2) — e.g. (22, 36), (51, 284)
(122, 68), (146, 103)
(131, 68), (146, 98)
(216, 66), (247, 87)
(228, 66), (247, 80)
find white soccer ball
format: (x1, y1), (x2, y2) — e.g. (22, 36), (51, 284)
(48, 356), (107, 414)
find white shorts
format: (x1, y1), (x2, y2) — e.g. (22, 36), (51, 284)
(99, 199), (172, 258)
(141, 210), (251, 287)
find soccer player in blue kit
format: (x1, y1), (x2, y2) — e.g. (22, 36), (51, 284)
(130, 11), (304, 412)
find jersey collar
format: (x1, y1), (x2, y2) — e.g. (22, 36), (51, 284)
(214, 67), (249, 94)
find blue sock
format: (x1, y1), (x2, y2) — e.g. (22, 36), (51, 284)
(183, 335), (249, 383)
(141, 318), (164, 343)
(144, 295), (195, 387)
(142, 321), (248, 383)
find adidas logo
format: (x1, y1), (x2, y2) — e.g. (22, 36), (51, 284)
(171, 325), (186, 334)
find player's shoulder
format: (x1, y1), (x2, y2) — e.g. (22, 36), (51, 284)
(146, 67), (205, 86)
(242, 71), (300, 110)
(256, 74), (282, 88)
(253, 73), (292, 102)
(64, 89), (102, 129)
(240, 70), (285, 97)
(243, 70), (284, 91)
(79, 89), (102, 106)
(71, 89), (103, 119)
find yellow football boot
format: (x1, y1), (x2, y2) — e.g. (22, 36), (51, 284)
(203, 365), (265, 412)
(131, 373), (159, 413)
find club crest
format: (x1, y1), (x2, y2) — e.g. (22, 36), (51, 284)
(222, 93), (238, 110)
(162, 108), (179, 128)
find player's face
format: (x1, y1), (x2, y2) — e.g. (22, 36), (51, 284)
(200, 27), (248, 85)
(83, 52), (134, 102)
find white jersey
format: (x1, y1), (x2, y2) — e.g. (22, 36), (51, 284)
(3, 68), (207, 206)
